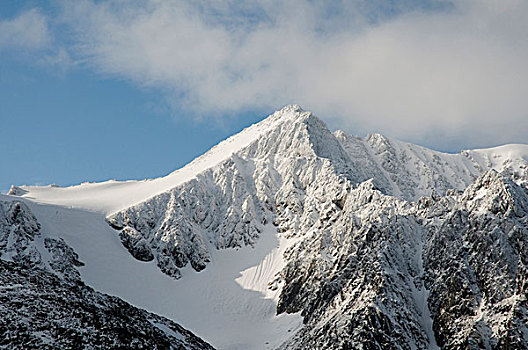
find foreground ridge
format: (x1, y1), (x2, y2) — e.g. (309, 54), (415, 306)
(0, 199), (214, 350)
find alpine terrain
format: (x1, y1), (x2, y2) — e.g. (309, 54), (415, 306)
(2, 105), (528, 349)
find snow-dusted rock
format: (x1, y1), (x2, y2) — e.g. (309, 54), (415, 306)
(0, 199), (215, 349)
(424, 171), (528, 349)
(277, 171), (528, 349)
(6, 185), (27, 196)
(0, 200), (41, 266)
(0, 260), (214, 350)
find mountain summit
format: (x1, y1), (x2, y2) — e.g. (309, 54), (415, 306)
(4, 106), (528, 349)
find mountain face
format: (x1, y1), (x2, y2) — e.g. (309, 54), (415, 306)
(424, 172), (528, 349)
(275, 171), (528, 349)
(108, 106), (354, 279)
(0, 199), (214, 350)
(5, 105), (528, 349)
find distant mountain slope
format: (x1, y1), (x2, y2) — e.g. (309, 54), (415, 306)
(14, 105), (527, 213)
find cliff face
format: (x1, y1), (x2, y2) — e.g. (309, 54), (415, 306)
(275, 171), (528, 349)
(424, 171), (528, 349)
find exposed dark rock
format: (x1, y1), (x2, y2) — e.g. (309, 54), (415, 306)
(0, 260), (214, 350)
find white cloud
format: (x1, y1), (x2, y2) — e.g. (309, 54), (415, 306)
(0, 9), (51, 50)
(57, 0), (528, 149)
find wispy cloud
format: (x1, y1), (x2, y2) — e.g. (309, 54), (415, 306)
(0, 8), (75, 71)
(0, 9), (51, 50)
(9, 1), (528, 149)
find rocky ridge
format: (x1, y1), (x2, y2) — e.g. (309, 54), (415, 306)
(0, 198), (214, 350)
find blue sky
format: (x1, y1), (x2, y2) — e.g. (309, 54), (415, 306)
(1, 0), (527, 192)
(0, 55), (265, 192)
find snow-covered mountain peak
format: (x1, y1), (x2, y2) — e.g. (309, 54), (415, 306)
(460, 169), (528, 216)
(365, 132), (389, 143)
(13, 105), (327, 214)
(13, 105), (528, 216)
(270, 104), (306, 119)
(333, 129), (361, 141)
(4, 106), (528, 350)
(106, 105), (355, 279)
(175, 104), (312, 164)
